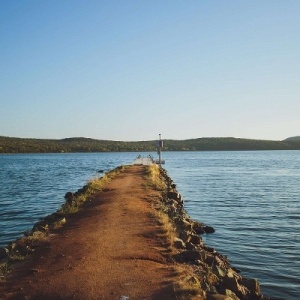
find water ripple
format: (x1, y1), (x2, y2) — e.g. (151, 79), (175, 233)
(164, 150), (300, 299)
(1, 151), (299, 299)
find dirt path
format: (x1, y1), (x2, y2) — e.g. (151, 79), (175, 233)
(0, 166), (180, 300)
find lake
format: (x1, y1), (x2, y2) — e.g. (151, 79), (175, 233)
(0, 151), (299, 299)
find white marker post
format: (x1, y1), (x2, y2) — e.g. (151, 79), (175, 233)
(156, 134), (163, 164)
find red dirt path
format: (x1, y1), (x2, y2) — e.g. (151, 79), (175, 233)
(0, 166), (183, 300)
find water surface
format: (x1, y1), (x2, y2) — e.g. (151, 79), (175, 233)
(1, 151), (299, 299)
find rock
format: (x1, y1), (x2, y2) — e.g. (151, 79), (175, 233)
(201, 280), (210, 291)
(205, 254), (216, 266)
(195, 259), (206, 267)
(240, 278), (261, 297)
(167, 204), (177, 217)
(215, 265), (227, 278)
(165, 198), (175, 205)
(64, 192), (74, 203)
(32, 220), (48, 232)
(176, 218), (192, 231)
(174, 250), (202, 262)
(178, 230), (190, 243)
(207, 271), (220, 287)
(203, 225), (215, 233)
(224, 289), (240, 300)
(0, 247), (7, 259)
(183, 221), (193, 232)
(173, 237), (186, 249)
(203, 245), (216, 254)
(76, 185), (88, 195)
(167, 191), (182, 202)
(227, 269), (242, 281)
(44, 212), (64, 224)
(232, 267), (241, 273)
(207, 286), (218, 293)
(193, 222), (206, 234)
(14, 243), (29, 256)
(190, 234), (202, 245)
(222, 276), (249, 298)
(51, 217), (66, 229)
(207, 294), (234, 300)
(186, 242), (197, 250)
(199, 250), (207, 261)
(32, 231), (46, 239)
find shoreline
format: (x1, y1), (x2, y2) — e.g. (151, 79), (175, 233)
(1, 135), (300, 153)
(0, 165), (273, 299)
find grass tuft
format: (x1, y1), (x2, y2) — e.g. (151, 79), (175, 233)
(59, 165), (127, 214)
(145, 164), (167, 191)
(0, 263), (8, 282)
(173, 273), (205, 300)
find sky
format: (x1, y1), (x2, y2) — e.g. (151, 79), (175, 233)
(1, 1), (299, 141)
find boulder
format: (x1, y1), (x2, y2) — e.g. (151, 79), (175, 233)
(240, 278), (261, 297)
(174, 250), (202, 262)
(186, 242), (197, 250)
(203, 245), (216, 254)
(64, 192), (74, 203)
(215, 265), (227, 278)
(193, 222), (206, 234)
(76, 185), (88, 195)
(0, 247), (7, 259)
(225, 289), (239, 300)
(32, 220), (48, 232)
(204, 225), (215, 234)
(44, 212), (65, 224)
(178, 230), (190, 243)
(167, 191), (182, 202)
(205, 254), (216, 266)
(222, 276), (249, 298)
(167, 204), (177, 217)
(176, 218), (192, 231)
(173, 237), (186, 249)
(189, 234), (202, 245)
(227, 269), (242, 281)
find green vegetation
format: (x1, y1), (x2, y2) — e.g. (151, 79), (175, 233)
(1, 136), (300, 153)
(145, 164), (167, 191)
(59, 165), (126, 214)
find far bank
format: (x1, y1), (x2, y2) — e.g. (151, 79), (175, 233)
(1, 135), (300, 153)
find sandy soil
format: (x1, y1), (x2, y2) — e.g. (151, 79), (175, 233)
(0, 166), (182, 300)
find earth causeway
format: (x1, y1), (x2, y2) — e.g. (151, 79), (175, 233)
(1, 166), (180, 299)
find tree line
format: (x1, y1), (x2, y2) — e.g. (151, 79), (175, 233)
(0, 136), (300, 153)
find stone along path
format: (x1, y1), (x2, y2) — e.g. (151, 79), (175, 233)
(0, 166), (181, 300)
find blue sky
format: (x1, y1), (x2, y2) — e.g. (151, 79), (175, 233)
(1, 1), (299, 141)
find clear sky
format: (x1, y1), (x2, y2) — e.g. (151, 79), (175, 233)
(1, 1), (299, 141)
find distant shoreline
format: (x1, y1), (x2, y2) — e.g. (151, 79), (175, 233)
(1, 135), (300, 153)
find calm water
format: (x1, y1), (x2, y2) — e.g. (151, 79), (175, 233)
(0, 151), (299, 299)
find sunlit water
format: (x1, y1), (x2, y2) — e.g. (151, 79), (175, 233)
(0, 151), (299, 299)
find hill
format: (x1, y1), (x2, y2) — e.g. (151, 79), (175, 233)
(284, 136), (300, 142)
(1, 136), (300, 153)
